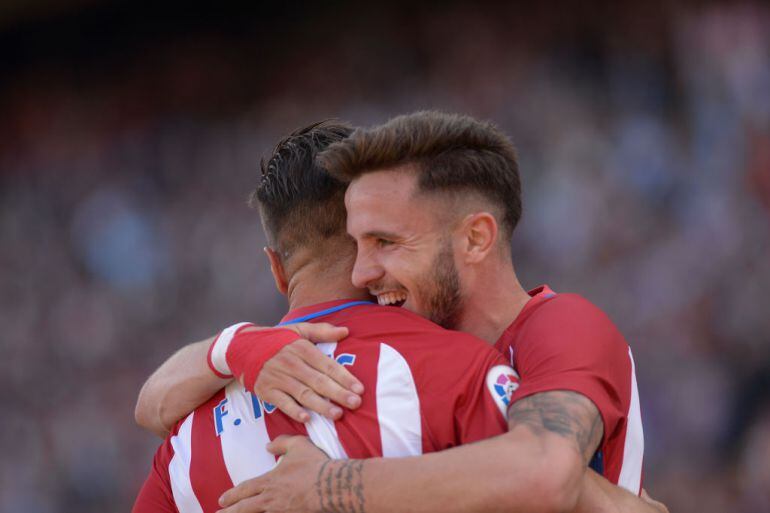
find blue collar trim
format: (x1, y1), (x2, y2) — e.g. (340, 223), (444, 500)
(278, 301), (373, 325)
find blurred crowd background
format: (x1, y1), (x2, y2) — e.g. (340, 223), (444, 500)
(1, 1), (769, 511)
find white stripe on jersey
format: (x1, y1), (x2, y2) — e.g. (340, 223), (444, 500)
(220, 382), (276, 485)
(305, 343), (348, 459)
(169, 413), (203, 513)
(376, 343), (422, 457)
(618, 348), (644, 494)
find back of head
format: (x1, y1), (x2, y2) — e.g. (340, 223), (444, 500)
(252, 120), (354, 272)
(317, 111), (522, 245)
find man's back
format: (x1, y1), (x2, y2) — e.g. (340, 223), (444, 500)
(133, 300), (511, 513)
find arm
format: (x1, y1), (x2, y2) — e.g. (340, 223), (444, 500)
(328, 391), (599, 513)
(135, 323), (360, 438)
(341, 391), (593, 513)
(135, 338), (228, 438)
(576, 472), (668, 513)
(219, 391), (664, 513)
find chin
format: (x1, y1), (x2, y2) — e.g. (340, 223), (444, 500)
(402, 301), (423, 316)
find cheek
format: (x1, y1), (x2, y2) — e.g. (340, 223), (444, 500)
(379, 253), (412, 287)
(378, 253), (399, 279)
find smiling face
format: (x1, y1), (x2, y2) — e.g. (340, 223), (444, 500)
(345, 165), (465, 328)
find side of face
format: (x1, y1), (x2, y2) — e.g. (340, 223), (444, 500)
(345, 166), (465, 327)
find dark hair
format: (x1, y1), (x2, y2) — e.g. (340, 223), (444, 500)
(251, 120), (354, 259)
(318, 111), (522, 241)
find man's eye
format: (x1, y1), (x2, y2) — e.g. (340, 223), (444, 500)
(376, 238), (393, 248)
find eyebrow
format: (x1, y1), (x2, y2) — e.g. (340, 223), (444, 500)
(361, 230), (401, 240)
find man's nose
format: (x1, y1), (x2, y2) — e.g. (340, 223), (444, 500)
(351, 250), (383, 289)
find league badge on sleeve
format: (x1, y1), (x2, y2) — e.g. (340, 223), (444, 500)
(485, 365), (520, 417)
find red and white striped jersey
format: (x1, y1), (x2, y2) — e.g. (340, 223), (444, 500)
(495, 285), (644, 494)
(133, 300), (512, 513)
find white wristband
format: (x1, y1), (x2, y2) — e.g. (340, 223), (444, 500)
(209, 322), (254, 377)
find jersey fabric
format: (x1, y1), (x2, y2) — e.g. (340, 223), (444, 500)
(495, 285), (644, 494)
(133, 300), (512, 513)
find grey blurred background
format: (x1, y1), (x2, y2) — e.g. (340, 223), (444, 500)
(1, 1), (769, 511)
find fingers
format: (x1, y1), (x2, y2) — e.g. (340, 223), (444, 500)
(217, 494), (265, 513)
(281, 375), (344, 420)
(254, 333), (364, 421)
(266, 434), (324, 457)
(265, 434), (296, 456)
(286, 339), (364, 397)
(261, 389), (311, 423)
(291, 322), (349, 343)
(319, 353), (365, 397)
(219, 477), (267, 509)
(258, 347), (345, 420)
(286, 342), (362, 407)
(279, 324), (364, 396)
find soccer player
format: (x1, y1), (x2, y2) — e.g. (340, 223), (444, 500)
(210, 112), (661, 513)
(132, 121), (524, 512)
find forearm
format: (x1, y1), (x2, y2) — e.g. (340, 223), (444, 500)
(319, 426), (583, 513)
(135, 338), (230, 437)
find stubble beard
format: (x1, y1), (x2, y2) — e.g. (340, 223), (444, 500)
(424, 238), (463, 330)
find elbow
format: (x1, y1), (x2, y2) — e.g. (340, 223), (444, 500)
(134, 384), (155, 429)
(530, 455), (584, 513)
(135, 383), (169, 438)
(497, 450), (583, 513)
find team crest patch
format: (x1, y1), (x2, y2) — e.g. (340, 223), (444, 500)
(485, 365), (520, 417)
(494, 373), (518, 406)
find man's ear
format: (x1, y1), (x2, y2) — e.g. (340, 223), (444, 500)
(458, 212), (498, 264)
(265, 247), (289, 296)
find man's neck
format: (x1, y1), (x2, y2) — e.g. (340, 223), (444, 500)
(457, 261), (531, 345)
(286, 264), (369, 311)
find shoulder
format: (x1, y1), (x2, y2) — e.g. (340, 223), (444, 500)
(347, 306), (502, 365)
(515, 293), (629, 366)
(345, 305), (487, 346)
(531, 293), (610, 322)
(524, 293), (620, 340)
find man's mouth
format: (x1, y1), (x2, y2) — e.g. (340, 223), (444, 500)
(376, 291), (407, 307)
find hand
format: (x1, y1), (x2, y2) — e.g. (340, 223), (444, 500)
(640, 489), (669, 513)
(255, 322), (364, 422)
(217, 435), (328, 513)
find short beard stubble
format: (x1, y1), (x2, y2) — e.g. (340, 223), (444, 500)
(424, 238), (462, 329)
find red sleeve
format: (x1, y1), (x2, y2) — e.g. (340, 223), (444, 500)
(132, 437), (178, 513)
(453, 349), (512, 444)
(510, 294), (632, 446)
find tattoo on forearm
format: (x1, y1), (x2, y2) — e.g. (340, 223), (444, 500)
(316, 460), (331, 512)
(315, 459), (366, 513)
(507, 391), (604, 464)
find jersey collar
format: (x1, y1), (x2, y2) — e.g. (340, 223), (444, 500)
(279, 299), (373, 325)
(506, 284), (557, 331)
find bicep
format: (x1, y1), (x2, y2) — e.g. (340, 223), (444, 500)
(507, 390), (603, 464)
(135, 338), (228, 436)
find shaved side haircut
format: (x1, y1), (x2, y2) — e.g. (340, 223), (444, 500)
(317, 111), (522, 243)
(252, 120), (354, 266)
